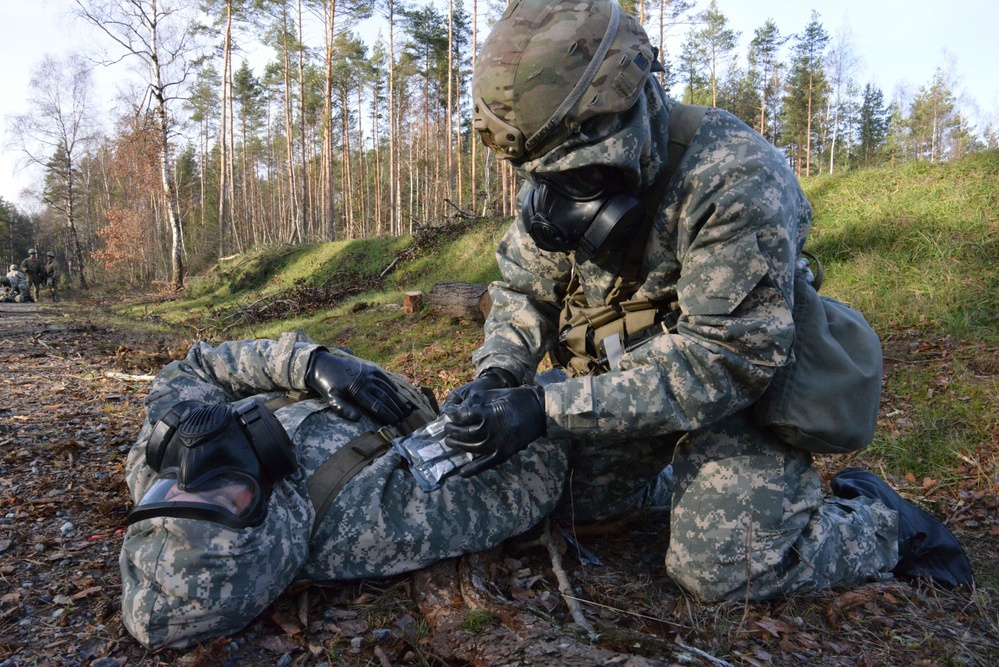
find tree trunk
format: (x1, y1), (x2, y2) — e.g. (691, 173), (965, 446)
(218, 0), (232, 256)
(322, 0), (337, 240)
(388, 2), (398, 235)
(470, 0), (478, 213)
(148, 8), (185, 289)
(426, 281), (492, 322)
(65, 169), (88, 289)
(297, 0), (310, 239)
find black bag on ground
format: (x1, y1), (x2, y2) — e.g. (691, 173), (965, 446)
(754, 267), (883, 454)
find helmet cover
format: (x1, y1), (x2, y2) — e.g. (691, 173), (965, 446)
(472, 0), (658, 163)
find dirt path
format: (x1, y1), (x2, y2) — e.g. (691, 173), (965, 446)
(3, 303), (999, 666)
(0, 303), (169, 666)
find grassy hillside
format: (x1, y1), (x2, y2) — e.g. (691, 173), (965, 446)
(117, 152), (999, 492)
(802, 151), (999, 336)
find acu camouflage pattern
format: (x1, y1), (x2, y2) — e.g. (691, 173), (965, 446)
(121, 332), (567, 649)
(472, 0), (656, 163)
(472, 63), (897, 598)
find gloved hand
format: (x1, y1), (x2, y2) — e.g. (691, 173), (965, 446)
(443, 385), (546, 477)
(442, 368), (519, 412)
(305, 350), (412, 424)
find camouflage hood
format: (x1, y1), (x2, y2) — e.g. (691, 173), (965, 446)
(516, 78), (675, 195)
(119, 477), (311, 650)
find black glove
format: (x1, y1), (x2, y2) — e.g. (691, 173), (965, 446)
(305, 350), (412, 424)
(442, 368), (519, 412)
(443, 385), (546, 477)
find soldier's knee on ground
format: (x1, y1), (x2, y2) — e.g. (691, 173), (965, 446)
(664, 548), (754, 602)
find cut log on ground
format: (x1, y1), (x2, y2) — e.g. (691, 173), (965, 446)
(426, 281), (493, 322)
(403, 291), (423, 314)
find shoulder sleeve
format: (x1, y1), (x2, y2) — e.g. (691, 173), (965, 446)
(142, 332), (323, 426)
(472, 185), (573, 381)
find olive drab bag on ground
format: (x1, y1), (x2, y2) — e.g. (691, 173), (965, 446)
(753, 261), (883, 454)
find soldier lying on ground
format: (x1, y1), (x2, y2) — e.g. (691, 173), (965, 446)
(120, 331), (567, 650)
(3, 266), (32, 303)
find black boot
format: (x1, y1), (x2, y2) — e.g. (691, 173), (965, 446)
(831, 468), (974, 588)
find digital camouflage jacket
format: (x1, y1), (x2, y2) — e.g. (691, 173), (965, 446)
(474, 80), (811, 442)
(121, 332), (567, 649)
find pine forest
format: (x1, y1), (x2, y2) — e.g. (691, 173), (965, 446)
(1, 0), (994, 290)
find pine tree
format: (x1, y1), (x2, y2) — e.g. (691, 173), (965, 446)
(695, 0), (739, 107)
(748, 19), (785, 144)
(857, 83), (889, 166)
(908, 67), (960, 162)
(679, 27), (711, 106)
(781, 11), (829, 176)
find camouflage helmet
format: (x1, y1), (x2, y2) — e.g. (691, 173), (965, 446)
(47, 251), (55, 257)
(28, 249), (36, 255)
(472, 0), (660, 164)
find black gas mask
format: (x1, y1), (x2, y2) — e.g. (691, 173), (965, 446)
(522, 166), (645, 263)
(127, 401), (297, 529)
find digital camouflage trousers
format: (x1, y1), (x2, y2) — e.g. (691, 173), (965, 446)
(554, 407), (897, 601)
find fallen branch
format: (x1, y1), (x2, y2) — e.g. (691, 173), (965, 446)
(380, 257), (400, 278)
(104, 371), (156, 382)
(444, 198), (477, 219)
(673, 638), (736, 667)
(539, 518), (598, 641)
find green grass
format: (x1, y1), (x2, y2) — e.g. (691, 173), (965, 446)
(109, 152), (999, 488)
(802, 151), (999, 337)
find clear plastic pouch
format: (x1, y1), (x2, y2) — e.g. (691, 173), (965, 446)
(392, 412), (471, 492)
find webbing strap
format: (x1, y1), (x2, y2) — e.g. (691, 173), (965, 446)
(261, 390), (315, 412)
(667, 103), (708, 180)
(306, 409), (428, 536)
(614, 101), (708, 291)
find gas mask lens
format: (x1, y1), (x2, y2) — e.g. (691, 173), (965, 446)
(528, 166), (611, 200)
(131, 471), (261, 529)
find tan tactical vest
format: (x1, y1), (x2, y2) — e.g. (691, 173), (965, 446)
(552, 102), (706, 377)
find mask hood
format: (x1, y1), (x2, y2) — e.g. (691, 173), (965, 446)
(119, 478), (312, 650)
(517, 78), (675, 195)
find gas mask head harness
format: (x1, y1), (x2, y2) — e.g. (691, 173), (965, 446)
(522, 165), (645, 263)
(127, 401), (297, 529)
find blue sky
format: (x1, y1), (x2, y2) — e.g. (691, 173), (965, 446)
(2, 0), (997, 206)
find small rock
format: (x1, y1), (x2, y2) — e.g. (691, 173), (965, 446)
(350, 636), (366, 649)
(90, 658), (122, 667)
(61, 522), (75, 535)
(275, 653), (292, 667)
(372, 628), (392, 641)
(34, 543), (46, 553)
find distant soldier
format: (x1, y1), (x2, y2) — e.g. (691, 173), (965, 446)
(44, 251), (59, 301)
(5, 265), (32, 303)
(0, 276), (13, 302)
(20, 249), (45, 301)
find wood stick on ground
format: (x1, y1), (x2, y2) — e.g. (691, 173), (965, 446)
(539, 518), (599, 641)
(104, 372), (156, 382)
(673, 639), (737, 667)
